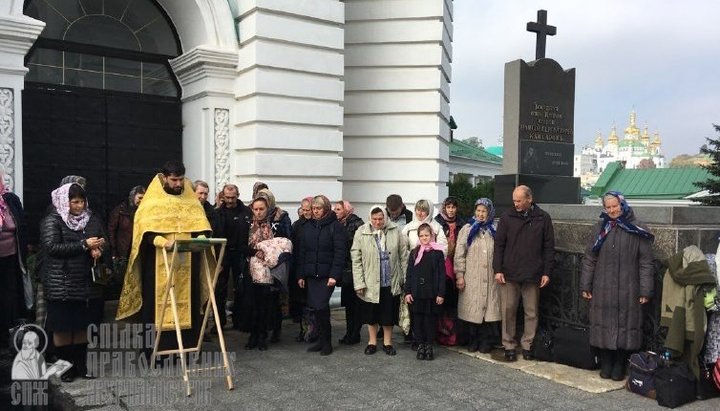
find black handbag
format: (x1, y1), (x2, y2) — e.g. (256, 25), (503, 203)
(91, 258), (113, 285)
(531, 326), (554, 362)
(655, 363), (696, 408)
(626, 351), (661, 399)
(552, 326), (598, 369)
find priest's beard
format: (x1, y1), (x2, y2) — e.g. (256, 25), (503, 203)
(163, 183), (183, 195)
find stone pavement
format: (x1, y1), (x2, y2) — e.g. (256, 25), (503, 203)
(30, 307), (720, 410)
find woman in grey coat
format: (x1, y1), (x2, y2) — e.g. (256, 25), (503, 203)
(580, 191), (654, 381)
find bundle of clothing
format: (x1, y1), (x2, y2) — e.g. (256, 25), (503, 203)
(249, 237), (293, 291)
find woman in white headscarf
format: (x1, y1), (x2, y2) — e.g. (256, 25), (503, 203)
(351, 205), (409, 356)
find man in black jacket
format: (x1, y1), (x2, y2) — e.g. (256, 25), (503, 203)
(493, 185), (554, 362)
(211, 184), (250, 330)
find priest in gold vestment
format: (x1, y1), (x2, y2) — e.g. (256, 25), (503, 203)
(116, 161), (214, 353)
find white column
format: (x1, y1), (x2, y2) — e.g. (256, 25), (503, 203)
(0, 2), (44, 198)
(171, 47), (238, 196)
(343, 0), (453, 214)
(234, 0), (345, 208)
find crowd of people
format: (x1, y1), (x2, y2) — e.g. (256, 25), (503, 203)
(0, 161), (659, 383)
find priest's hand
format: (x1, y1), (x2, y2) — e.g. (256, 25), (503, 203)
(436, 296), (444, 305)
(404, 294), (413, 304)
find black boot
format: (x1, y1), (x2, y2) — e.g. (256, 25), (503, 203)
(416, 343), (426, 360)
(245, 333), (258, 350)
(611, 350), (628, 381)
(257, 333), (268, 351)
(58, 346), (76, 382)
(319, 310), (333, 356)
(425, 344), (434, 361)
(599, 349), (613, 379)
(74, 344), (94, 379)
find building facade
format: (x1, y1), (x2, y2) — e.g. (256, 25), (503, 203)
(0, 0), (453, 236)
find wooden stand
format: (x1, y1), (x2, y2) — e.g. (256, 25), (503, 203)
(151, 238), (233, 396)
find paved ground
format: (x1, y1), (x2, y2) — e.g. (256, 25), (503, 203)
(4, 304), (720, 410)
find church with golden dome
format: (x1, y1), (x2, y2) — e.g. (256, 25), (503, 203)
(574, 110), (666, 188)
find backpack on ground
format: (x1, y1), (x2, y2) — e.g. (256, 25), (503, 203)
(626, 351), (661, 399)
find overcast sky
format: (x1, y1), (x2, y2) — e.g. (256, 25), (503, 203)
(450, 0), (720, 160)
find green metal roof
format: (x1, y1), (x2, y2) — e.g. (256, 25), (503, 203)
(485, 146), (504, 158)
(450, 140), (502, 164)
(591, 162), (710, 199)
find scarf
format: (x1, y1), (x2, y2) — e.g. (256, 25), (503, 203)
(591, 191), (654, 252)
(467, 198), (496, 246)
(414, 241), (444, 266)
(250, 218), (273, 249)
(51, 183), (91, 231)
(339, 200), (354, 224)
(0, 177), (8, 228)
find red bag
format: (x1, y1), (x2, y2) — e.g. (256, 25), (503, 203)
(713, 357), (720, 391)
(436, 313), (457, 346)
(444, 258), (455, 281)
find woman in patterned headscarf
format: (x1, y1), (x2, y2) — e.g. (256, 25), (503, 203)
(0, 170), (28, 348)
(454, 198), (501, 353)
(581, 191), (654, 381)
(40, 182), (108, 382)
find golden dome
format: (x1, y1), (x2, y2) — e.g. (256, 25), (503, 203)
(623, 110), (640, 139)
(641, 125), (650, 145)
(651, 131), (661, 147)
(594, 131), (604, 147)
(608, 125), (619, 144)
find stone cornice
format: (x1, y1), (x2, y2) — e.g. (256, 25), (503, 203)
(0, 14), (45, 55)
(170, 46), (238, 87)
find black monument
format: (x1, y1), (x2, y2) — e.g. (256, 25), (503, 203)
(495, 10), (581, 213)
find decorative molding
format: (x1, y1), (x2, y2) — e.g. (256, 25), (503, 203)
(170, 46), (238, 86)
(0, 14), (45, 55)
(214, 108), (230, 193)
(0, 88), (15, 190)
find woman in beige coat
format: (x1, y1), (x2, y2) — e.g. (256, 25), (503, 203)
(352, 205), (409, 356)
(454, 198), (501, 353)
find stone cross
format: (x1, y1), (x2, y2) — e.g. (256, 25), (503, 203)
(526, 10), (556, 60)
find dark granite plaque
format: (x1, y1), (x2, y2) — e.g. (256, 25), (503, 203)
(519, 140), (574, 175)
(518, 59), (575, 145)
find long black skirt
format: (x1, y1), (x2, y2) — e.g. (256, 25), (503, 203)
(358, 287), (398, 326)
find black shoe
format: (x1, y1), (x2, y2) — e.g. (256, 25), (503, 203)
(425, 345), (434, 361)
(364, 344), (377, 355)
(468, 339), (479, 353)
(244, 334), (258, 350)
(416, 344), (426, 360)
(61, 367), (77, 383)
(522, 350), (535, 361)
(320, 342), (333, 356)
(258, 335), (268, 351)
(411, 342), (420, 351)
(382, 345), (396, 356)
(478, 341), (493, 354)
(504, 349), (517, 362)
(307, 341), (323, 352)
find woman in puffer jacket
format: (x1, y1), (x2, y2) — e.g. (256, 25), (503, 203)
(40, 182), (108, 382)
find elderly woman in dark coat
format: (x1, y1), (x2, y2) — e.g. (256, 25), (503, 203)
(580, 191), (654, 381)
(0, 172), (28, 346)
(297, 195), (346, 355)
(41, 183), (108, 381)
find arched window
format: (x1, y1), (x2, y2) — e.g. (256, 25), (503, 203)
(24, 0), (181, 97)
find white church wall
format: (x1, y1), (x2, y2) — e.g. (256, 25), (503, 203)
(343, 0), (454, 216)
(233, 1), (345, 208)
(0, 2), (44, 198)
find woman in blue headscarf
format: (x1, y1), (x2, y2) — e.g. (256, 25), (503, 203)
(581, 191), (654, 381)
(454, 198), (501, 353)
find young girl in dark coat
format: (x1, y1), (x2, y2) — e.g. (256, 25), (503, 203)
(404, 223), (446, 360)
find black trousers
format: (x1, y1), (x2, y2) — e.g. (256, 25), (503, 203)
(341, 285), (361, 338)
(250, 284), (272, 336)
(215, 250), (244, 328)
(413, 312), (437, 344)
